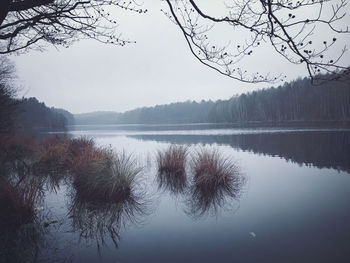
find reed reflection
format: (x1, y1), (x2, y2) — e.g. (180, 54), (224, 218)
(156, 145), (188, 195)
(67, 182), (152, 250)
(185, 148), (245, 219)
(0, 163), (66, 263)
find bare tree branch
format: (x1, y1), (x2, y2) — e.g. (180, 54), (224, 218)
(164, 0), (350, 83)
(0, 0), (147, 54)
(9, 0), (54, 12)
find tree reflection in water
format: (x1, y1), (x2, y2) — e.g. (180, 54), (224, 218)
(185, 148), (246, 219)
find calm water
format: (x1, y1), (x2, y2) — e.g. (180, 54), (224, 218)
(39, 125), (350, 262)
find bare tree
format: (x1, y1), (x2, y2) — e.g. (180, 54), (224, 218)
(0, 56), (17, 133)
(0, 0), (147, 54)
(163, 0), (350, 83)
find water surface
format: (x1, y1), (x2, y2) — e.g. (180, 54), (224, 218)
(36, 125), (350, 262)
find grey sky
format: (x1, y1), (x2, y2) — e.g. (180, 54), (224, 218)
(10, 0), (350, 114)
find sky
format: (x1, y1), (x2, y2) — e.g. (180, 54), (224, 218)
(10, 0), (350, 114)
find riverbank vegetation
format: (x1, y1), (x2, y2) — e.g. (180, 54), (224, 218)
(0, 133), (246, 259)
(0, 135), (147, 258)
(1, 135), (142, 202)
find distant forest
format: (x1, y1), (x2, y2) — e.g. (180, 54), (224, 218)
(16, 98), (74, 131)
(0, 91), (73, 133)
(209, 76), (350, 123)
(3, 70), (349, 132)
(117, 100), (215, 124)
(75, 74), (350, 125)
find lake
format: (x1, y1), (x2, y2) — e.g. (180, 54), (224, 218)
(21, 124), (350, 262)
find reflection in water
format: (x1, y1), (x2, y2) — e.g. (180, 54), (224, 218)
(157, 170), (187, 195)
(0, 176), (44, 263)
(67, 184), (152, 250)
(185, 148), (245, 219)
(156, 145), (188, 195)
(0, 165), (71, 263)
(155, 146), (246, 219)
(130, 130), (350, 172)
(3, 127), (350, 262)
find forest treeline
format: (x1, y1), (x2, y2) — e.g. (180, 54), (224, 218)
(2, 52), (350, 130)
(116, 100), (215, 124)
(101, 74), (349, 125)
(74, 111), (120, 125)
(209, 76), (350, 123)
(74, 101), (216, 125)
(16, 97), (74, 132)
(0, 57), (73, 134)
(0, 94), (73, 133)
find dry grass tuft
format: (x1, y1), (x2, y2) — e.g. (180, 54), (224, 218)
(187, 148), (245, 217)
(34, 136), (70, 172)
(67, 137), (95, 160)
(1, 135), (143, 204)
(0, 135), (37, 165)
(156, 145), (188, 193)
(157, 145), (187, 176)
(72, 148), (142, 203)
(191, 148), (240, 189)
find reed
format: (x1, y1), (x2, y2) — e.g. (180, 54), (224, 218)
(157, 145), (187, 176)
(191, 148), (240, 190)
(0, 135), (37, 167)
(72, 148), (142, 203)
(34, 135), (70, 172)
(67, 136), (95, 159)
(156, 145), (188, 193)
(187, 148), (245, 217)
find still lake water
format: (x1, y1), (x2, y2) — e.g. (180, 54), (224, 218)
(42, 124), (350, 263)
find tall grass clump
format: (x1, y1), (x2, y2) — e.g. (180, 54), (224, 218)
(0, 177), (43, 232)
(156, 145), (188, 193)
(69, 145), (112, 179)
(73, 148), (142, 203)
(187, 148), (245, 217)
(33, 135), (70, 172)
(191, 148), (241, 189)
(67, 136), (95, 160)
(0, 135), (37, 173)
(157, 145), (187, 176)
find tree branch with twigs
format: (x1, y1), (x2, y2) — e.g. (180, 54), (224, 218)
(163, 0), (350, 83)
(0, 0), (147, 54)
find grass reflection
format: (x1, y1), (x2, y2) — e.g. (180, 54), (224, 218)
(0, 167), (45, 263)
(67, 182), (152, 250)
(186, 148), (246, 218)
(156, 145), (188, 194)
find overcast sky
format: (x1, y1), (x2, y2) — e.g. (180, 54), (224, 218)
(11, 0), (350, 114)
